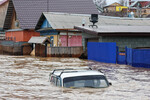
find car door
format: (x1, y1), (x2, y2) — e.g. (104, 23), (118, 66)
(56, 77), (61, 87)
(50, 75), (57, 85)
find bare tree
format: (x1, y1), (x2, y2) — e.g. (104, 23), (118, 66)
(94, 0), (106, 8)
(119, 0), (125, 5)
(93, 0), (107, 12)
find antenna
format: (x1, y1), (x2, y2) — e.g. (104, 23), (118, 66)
(89, 14), (98, 28)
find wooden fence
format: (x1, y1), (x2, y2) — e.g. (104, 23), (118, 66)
(0, 45), (22, 55)
(47, 47), (83, 57)
(0, 41), (32, 55)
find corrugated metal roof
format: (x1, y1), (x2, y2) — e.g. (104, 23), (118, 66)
(74, 26), (150, 36)
(42, 12), (91, 29)
(10, 0), (99, 29)
(36, 12), (150, 30)
(28, 36), (50, 44)
(98, 16), (150, 26)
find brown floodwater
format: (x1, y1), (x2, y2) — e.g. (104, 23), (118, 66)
(0, 55), (150, 100)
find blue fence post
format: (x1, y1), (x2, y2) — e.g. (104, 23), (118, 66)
(131, 48), (133, 66)
(125, 46), (127, 65)
(116, 46), (119, 64)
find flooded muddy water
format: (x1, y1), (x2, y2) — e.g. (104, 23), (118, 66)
(0, 55), (150, 100)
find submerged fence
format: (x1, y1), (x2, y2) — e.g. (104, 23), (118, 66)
(47, 46), (83, 57)
(126, 47), (150, 68)
(87, 42), (150, 68)
(0, 41), (26, 55)
(0, 40), (83, 58)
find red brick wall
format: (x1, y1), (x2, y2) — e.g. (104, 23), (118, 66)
(23, 30), (40, 42)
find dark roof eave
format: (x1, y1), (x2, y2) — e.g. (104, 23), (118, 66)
(36, 27), (54, 32)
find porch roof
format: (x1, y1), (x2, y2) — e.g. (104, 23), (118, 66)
(28, 36), (51, 44)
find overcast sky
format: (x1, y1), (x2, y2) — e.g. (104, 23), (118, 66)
(106, 0), (120, 5)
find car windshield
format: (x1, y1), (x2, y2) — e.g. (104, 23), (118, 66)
(63, 75), (109, 88)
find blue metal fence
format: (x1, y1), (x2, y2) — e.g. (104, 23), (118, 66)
(87, 42), (150, 68)
(132, 49), (150, 68)
(126, 47), (150, 68)
(88, 42), (116, 64)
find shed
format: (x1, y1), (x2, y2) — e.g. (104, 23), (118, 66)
(28, 36), (51, 57)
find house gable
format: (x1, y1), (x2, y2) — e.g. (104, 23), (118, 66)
(41, 19), (51, 29)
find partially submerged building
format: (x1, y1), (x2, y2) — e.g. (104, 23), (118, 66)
(75, 25), (150, 52)
(35, 12), (90, 47)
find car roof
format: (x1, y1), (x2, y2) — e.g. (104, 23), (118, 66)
(52, 69), (104, 79)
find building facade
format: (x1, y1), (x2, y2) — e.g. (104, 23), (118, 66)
(75, 26), (150, 52)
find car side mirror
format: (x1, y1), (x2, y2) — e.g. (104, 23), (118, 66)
(109, 82), (112, 86)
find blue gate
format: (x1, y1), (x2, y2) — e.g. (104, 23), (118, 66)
(117, 47), (126, 64)
(88, 42), (117, 64)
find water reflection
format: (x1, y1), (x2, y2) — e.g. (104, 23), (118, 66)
(0, 55), (150, 100)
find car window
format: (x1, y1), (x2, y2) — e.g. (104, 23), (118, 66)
(56, 78), (61, 87)
(63, 75), (109, 88)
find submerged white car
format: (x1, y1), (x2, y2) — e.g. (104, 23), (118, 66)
(49, 69), (111, 88)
